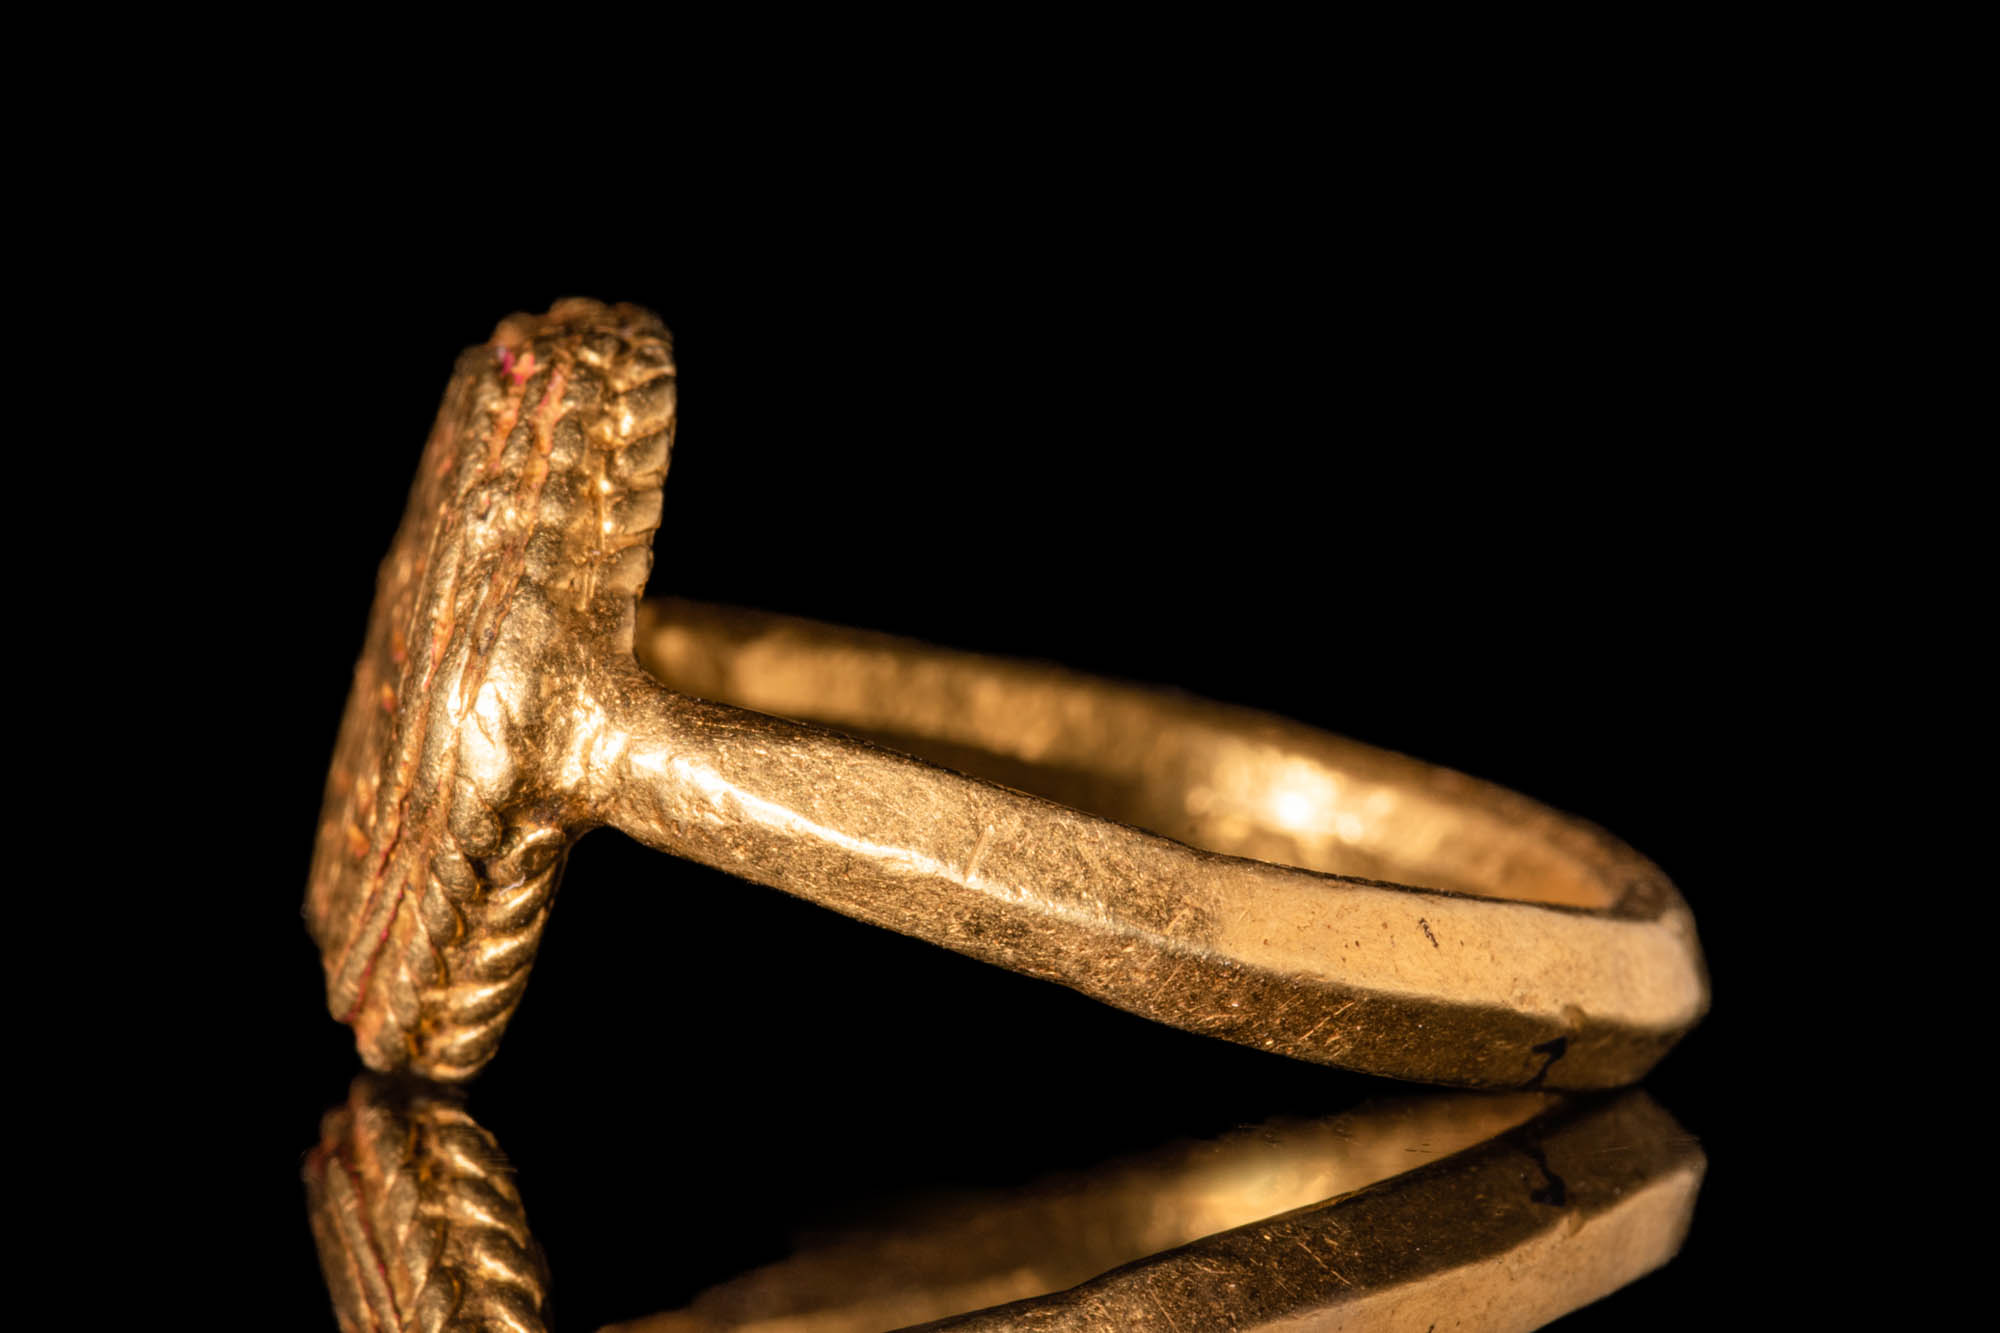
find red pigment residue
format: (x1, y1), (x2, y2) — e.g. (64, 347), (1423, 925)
(497, 346), (536, 386)
(427, 605), (454, 683)
(337, 332), (575, 1036)
(532, 367), (569, 446)
(487, 383), (528, 470)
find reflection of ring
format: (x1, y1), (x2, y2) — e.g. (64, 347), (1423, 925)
(305, 299), (1708, 1089)
(305, 1076), (1704, 1331)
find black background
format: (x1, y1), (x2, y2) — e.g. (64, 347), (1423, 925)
(141, 197), (1813, 1328)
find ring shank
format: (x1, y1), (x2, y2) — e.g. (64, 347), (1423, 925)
(602, 598), (1706, 1089)
(641, 601), (1639, 913)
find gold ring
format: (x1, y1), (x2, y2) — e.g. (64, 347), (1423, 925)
(305, 299), (1708, 1090)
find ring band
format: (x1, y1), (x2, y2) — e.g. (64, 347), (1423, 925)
(305, 299), (1708, 1089)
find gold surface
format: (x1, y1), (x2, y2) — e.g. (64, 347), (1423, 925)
(305, 1078), (1703, 1332)
(306, 298), (1708, 1088)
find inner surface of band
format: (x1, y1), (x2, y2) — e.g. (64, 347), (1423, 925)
(635, 600), (1631, 913)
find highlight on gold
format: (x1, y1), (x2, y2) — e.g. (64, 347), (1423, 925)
(305, 299), (1708, 1092)
(305, 1077), (1703, 1332)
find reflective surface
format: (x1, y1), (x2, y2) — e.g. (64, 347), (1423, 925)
(308, 1078), (1701, 1331)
